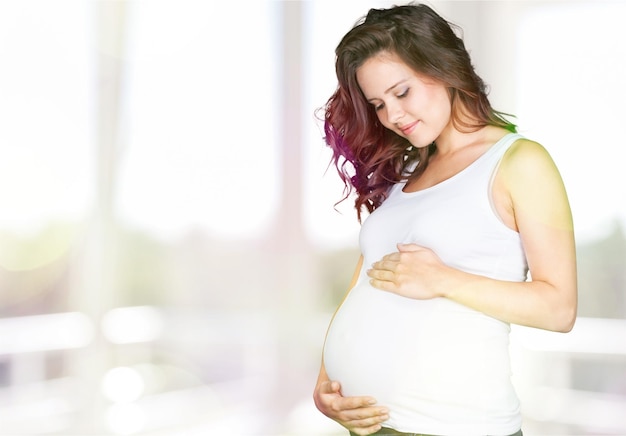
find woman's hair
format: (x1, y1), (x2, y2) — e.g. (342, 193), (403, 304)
(321, 2), (516, 221)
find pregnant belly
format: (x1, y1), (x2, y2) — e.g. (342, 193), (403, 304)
(323, 282), (512, 404)
(323, 283), (431, 398)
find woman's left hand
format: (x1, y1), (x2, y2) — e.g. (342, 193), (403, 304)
(367, 243), (448, 299)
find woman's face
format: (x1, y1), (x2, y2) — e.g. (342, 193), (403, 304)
(356, 52), (452, 148)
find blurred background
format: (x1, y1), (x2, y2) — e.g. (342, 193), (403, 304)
(0, 0), (625, 435)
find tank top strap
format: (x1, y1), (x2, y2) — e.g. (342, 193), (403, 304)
(483, 132), (525, 191)
(487, 133), (524, 163)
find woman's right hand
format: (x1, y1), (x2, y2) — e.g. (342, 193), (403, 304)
(313, 379), (389, 435)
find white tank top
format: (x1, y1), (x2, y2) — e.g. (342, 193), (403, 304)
(323, 133), (528, 435)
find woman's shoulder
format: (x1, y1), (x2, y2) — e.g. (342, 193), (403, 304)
(502, 136), (554, 170)
(499, 135), (564, 194)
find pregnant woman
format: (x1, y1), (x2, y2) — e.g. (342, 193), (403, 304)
(313, 4), (577, 436)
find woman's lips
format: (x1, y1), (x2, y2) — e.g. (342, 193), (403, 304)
(399, 121), (418, 135)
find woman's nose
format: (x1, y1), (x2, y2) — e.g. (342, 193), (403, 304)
(387, 103), (405, 124)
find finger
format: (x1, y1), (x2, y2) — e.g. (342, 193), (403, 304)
(369, 277), (395, 292)
(339, 406), (389, 426)
(345, 410), (389, 434)
(349, 423), (384, 436)
(397, 242), (422, 252)
(334, 395), (378, 411)
(346, 407), (389, 422)
(366, 268), (394, 282)
(381, 251), (402, 262)
(372, 259), (398, 272)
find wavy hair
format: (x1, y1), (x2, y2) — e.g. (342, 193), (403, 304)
(321, 2), (516, 221)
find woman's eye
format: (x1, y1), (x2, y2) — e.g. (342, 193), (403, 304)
(397, 88), (409, 98)
(374, 103), (385, 111)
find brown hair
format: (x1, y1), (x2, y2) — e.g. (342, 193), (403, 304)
(322, 3), (516, 221)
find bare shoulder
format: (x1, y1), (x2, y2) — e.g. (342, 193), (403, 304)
(503, 137), (552, 163)
(499, 137), (561, 182)
(498, 137), (572, 229)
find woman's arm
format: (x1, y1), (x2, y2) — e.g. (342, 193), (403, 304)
(367, 139), (577, 332)
(313, 255), (390, 435)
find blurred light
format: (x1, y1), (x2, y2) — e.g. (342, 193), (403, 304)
(133, 363), (167, 395)
(101, 306), (163, 344)
(0, 0), (94, 234)
(102, 367), (145, 403)
(523, 386), (626, 433)
(0, 397), (75, 434)
(512, 317), (626, 355)
(106, 402), (146, 435)
(0, 312), (93, 354)
(117, 0), (279, 241)
(0, 222), (76, 271)
(284, 398), (346, 435)
(113, 385), (225, 434)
